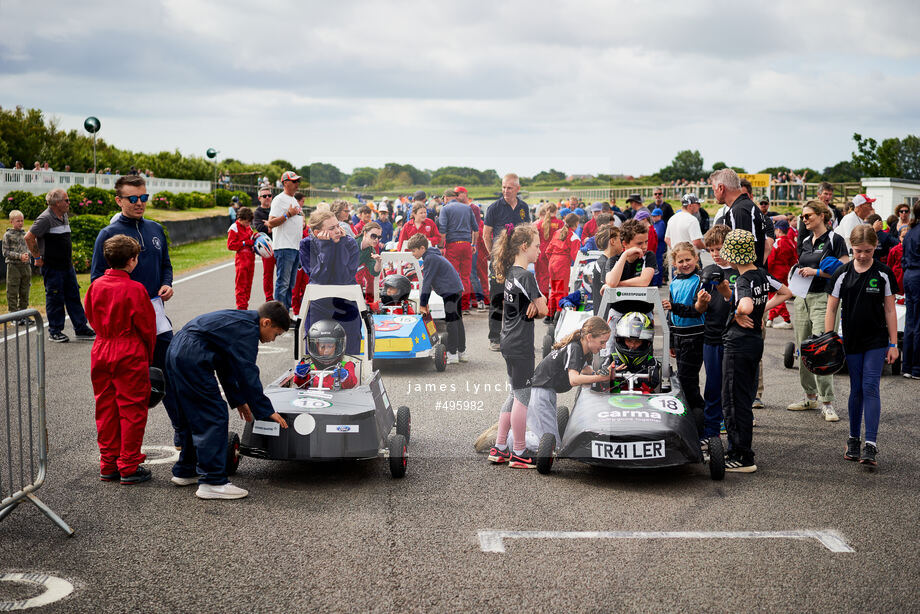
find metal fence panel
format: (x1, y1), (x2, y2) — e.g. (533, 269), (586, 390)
(0, 309), (73, 536)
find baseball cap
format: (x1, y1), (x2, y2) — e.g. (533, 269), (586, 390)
(774, 218), (790, 231)
(590, 202), (604, 212)
(626, 193), (643, 204)
(413, 190), (427, 201)
(231, 196), (239, 203)
(634, 210), (651, 221)
(574, 207), (586, 216)
(280, 170), (301, 182)
(758, 195), (770, 203)
(454, 186), (468, 194)
(378, 204), (389, 213)
(559, 207), (572, 218)
(651, 208), (663, 216)
(853, 194), (876, 207)
(680, 193), (701, 206)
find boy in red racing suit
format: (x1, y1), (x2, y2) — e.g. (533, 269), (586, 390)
(227, 207), (256, 310)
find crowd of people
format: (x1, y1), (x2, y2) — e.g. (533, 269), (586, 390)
(0, 161), (156, 176)
(4, 168), (918, 497)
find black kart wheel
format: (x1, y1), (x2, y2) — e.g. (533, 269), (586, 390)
(226, 431), (241, 476)
(783, 341), (796, 369)
(536, 433), (556, 475)
(388, 434), (407, 479)
(556, 405), (570, 437)
(434, 343), (447, 372)
(708, 436), (725, 481)
(396, 405), (411, 443)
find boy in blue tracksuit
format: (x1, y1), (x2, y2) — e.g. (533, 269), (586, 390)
(166, 302), (290, 500)
(662, 242), (707, 420)
(407, 233), (466, 363)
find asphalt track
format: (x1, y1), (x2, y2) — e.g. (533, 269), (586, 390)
(1, 257), (918, 613)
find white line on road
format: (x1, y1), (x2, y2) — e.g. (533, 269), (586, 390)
(0, 573), (74, 610)
(477, 529), (855, 554)
(140, 445), (181, 465)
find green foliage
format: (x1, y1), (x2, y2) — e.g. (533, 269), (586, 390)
(347, 168), (378, 188)
(429, 166), (496, 186)
(851, 132), (920, 180)
(377, 163), (429, 188)
(822, 161), (859, 183)
(68, 185), (118, 216)
(658, 150), (705, 182)
(214, 189), (251, 208)
(851, 133), (881, 176)
(711, 161), (727, 171)
(149, 190), (211, 210)
(2, 190), (45, 219)
(300, 162), (346, 188)
(531, 169), (567, 184)
(69, 214), (110, 272)
(899, 135), (920, 180)
(429, 173), (466, 187)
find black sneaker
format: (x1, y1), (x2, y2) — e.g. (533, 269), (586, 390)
(74, 328), (96, 340)
(99, 470), (120, 482)
(859, 443), (878, 466)
(845, 437), (861, 461)
(509, 449), (537, 469)
(49, 332), (69, 343)
(724, 454), (757, 473)
(120, 465), (152, 485)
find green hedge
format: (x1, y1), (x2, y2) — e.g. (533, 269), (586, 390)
(2, 190), (46, 219)
(214, 189), (251, 208)
(69, 214), (111, 273)
(149, 190), (222, 210)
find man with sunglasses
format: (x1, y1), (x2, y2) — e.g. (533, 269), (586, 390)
(266, 171), (305, 310)
(651, 189), (674, 224)
(252, 186), (276, 301)
(25, 188), (95, 342)
(90, 175), (184, 448)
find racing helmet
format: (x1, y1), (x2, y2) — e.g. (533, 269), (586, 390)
(307, 320), (346, 369)
(149, 367), (166, 408)
(253, 233), (274, 259)
(613, 311), (655, 369)
(381, 274), (411, 305)
(800, 331), (845, 376)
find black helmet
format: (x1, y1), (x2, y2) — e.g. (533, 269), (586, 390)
(307, 320), (346, 369)
(800, 331), (845, 376)
(149, 367), (166, 408)
(613, 311), (655, 370)
(701, 266), (724, 288)
(382, 274), (411, 305)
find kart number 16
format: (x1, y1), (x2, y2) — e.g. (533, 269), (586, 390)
(591, 439), (665, 460)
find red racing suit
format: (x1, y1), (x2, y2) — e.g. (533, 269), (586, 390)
(227, 221), (255, 309)
(84, 269), (157, 475)
(546, 228), (579, 316)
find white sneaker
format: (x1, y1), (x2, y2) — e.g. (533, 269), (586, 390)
(171, 475), (199, 487)
(787, 397), (819, 411)
(458, 352), (469, 363)
(446, 352), (460, 365)
(195, 482), (249, 499)
(773, 320), (792, 329)
(821, 404), (839, 422)
(766, 319), (773, 328)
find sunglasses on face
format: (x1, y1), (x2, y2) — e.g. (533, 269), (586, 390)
(898, 209), (909, 215)
(369, 234), (381, 240)
(259, 194), (272, 198)
(802, 213), (814, 220)
(118, 194), (149, 204)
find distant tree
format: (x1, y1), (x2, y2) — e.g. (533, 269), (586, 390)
(269, 159), (295, 171)
(347, 168), (377, 188)
(851, 133), (881, 176)
(822, 160), (860, 183)
(899, 135), (920, 180)
(430, 173), (466, 186)
(531, 169), (567, 183)
(876, 137), (903, 178)
(711, 161), (727, 171)
(658, 150), (704, 182)
(300, 162), (345, 188)
(730, 166), (746, 174)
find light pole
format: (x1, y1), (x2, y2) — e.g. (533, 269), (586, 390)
(84, 116), (101, 186)
(206, 147), (219, 205)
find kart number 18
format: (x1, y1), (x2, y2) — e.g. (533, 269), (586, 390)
(591, 439), (665, 460)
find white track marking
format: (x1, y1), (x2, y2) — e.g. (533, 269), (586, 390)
(477, 529), (855, 554)
(0, 573), (74, 610)
(140, 445), (181, 465)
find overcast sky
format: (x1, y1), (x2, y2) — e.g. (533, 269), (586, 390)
(1, 0), (918, 177)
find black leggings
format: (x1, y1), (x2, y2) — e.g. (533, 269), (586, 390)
(674, 333), (704, 412)
(722, 336), (763, 462)
(442, 293), (466, 354)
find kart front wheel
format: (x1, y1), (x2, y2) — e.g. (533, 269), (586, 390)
(708, 436), (725, 481)
(783, 341), (796, 369)
(556, 405), (570, 437)
(226, 431), (241, 476)
(388, 434), (407, 479)
(536, 433), (556, 475)
(396, 405), (411, 443)
(434, 343), (447, 372)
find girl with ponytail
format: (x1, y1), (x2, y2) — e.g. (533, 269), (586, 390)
(524, 317), (611, 447)
(487, 223), (548, 469)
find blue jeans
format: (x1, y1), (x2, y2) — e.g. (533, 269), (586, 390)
(846, 347), (886, 443)
(702, 343), (724, 438)
(903, 270), (920, 377)
(272, 248), (299, 309)
(42, 266), (89, 334)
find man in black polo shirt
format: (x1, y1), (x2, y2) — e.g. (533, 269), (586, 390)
(24, 188), (95, 343)
(711, 169), (768, 268)
(482, 173), (532, 351)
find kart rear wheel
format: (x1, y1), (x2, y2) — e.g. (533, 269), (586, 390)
(434, 343), (447, 372)
(396, 405), (411, 443)
(226, 431), (241, 476)
(707, 436), (725, 481)
(783, 341), (796, 369)
(556, 405), (570, 437)
(536, 433), (556, 475)
(388, 434), (407, 479)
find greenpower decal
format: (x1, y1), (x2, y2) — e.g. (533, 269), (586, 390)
(608, 395), (645, 409)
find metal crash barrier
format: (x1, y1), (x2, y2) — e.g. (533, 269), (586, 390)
(0, 309), (73, 536)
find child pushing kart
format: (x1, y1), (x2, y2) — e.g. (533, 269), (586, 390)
(166, 301), (291, 500)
